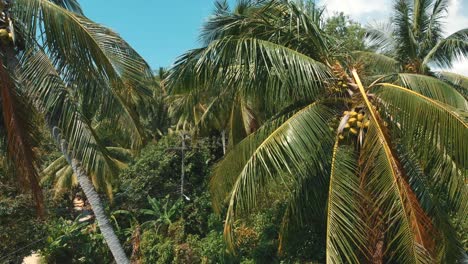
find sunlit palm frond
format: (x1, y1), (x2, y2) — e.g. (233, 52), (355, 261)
(212, 102), (334, 251)
(437, 71), (468, 99)
(372, 83), (467, 215)
(14, 0), (152, 147)
(17, 50), (124, 198)
(172, 37), (332, 107)
(49, 0), (83, 14)
(395, 73), (468, 109)
(354, 71), (436, 263)
(352, 51), (400, 75)
(42, 147), (132, 198)
(373, 83), (467, 168)
(325, 139), (367, 264)
(423, 28), (468, 68)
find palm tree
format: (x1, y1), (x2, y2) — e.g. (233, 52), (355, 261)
(0, 0), (152, 262)
(167, 1), (467, 263)
(364, 0), (468, 75)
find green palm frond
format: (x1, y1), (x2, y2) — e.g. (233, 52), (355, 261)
(212, 102), (334, 251)
(437, 71), (468, 99)
(373, 83), (467, 167)
(14, 0), (152, 147)
(50, 0), (83, 14)
(201, 0), (329, 58)
(395, 73), (468, 109)
(326, 139), (366, 264)
(17, 50), (125, 198)
(373, 83), (467, 212)
(169, 37), (331, 107)
(394, 0), (418, 61)
(397, 144), (465, 263)
(42, 146), (132, 198)
(423, 28), (468, 68)
(355, 71), (435, 263)
(352, 51), (400, 75)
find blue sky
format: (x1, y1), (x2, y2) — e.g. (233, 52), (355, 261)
(81, 0), (468, 75)
(80, 0), (234, 70)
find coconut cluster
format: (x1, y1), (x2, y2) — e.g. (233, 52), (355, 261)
(0, 28), (12, 44)
(339, 110), (370, 140)
(330, 62), (351, 93)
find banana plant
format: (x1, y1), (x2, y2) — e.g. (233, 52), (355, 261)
(139, 195), (182, 235)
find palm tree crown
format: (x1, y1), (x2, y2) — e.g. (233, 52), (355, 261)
(366, 0), (468, 74)
(167, 1), (467, 263)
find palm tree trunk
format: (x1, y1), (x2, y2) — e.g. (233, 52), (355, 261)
(221, 129), (226, 155)
(52, 127), (130, 264)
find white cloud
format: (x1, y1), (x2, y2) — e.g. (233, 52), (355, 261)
(318, 0), (390, 20)
(445, 0), (468, 34)
(320, 0), (468, 77)
(450, 60), (468, 76)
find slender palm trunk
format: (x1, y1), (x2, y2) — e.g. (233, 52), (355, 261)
(221, 129), (226, 155)
(52, 127), (130, 264)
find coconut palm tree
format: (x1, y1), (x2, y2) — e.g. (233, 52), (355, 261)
(0, 0), (152, 263)
(167, 1), (467, 263)
(364, 0), (468, 75)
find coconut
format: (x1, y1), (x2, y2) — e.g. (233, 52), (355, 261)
(357, 114), (364, 121)
(350, 128), (358, 134)
(0, 29), (8, 40)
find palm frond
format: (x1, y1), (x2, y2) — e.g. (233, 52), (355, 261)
(49, 0), (83, 14)
(355, 71), (436, 263)
(423, 28), (468, 68)
(397, 144), (465, 263)
(212, 102), (334, 251)
(0, 58), (44, 217)
(168, 37), (331, 108)
(14, 0), (152, 147)
(373, 83), (467, 169)
(372, 83), (467, 215)
(394, 0), (418, 61)
(352, 51), (400, 75)
(395, 73), (468, 109)
(437, 71), (468, 99)
(326, 139), (367, 264)
(365, 22), (396, 55)
(42, 147), (132, 198)
(17, 49), (123, 198)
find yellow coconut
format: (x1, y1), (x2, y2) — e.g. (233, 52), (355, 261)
(357, 113), (364, 121)
(350, 128), (358, 134)
(0, 29), (8, 40)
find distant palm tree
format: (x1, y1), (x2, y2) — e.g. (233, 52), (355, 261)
(0, 0), (152, 263)
(365, 0), (468, 75)
(167, 1), (467, 263)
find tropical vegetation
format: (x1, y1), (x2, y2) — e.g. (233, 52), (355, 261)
(0, 0), (466, 263)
